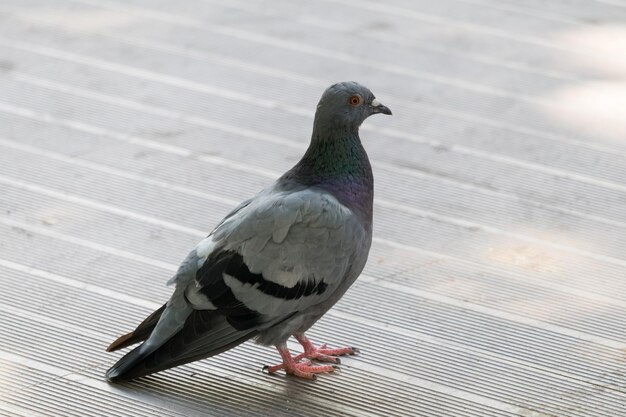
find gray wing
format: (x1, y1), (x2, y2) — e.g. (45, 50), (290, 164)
(106, 188), (368, 381)
(188, 187), (368, 325)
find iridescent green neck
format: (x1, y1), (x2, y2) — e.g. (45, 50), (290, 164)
(280, 125), (374, 225)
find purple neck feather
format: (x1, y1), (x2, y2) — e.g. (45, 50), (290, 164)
(279, 127), (374, 226)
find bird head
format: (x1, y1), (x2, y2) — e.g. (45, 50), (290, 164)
(314, 81), (392, 131)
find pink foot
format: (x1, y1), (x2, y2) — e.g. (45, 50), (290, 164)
(264, 334), (359, 378)
(295, 334), (359, 364)
(265, 346), (337, 380)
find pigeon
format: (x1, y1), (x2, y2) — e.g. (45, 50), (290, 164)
(105, 81), (391, 381)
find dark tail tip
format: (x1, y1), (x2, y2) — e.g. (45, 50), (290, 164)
(105, 363), (127, 382)
(105, 368), (136, 383)
(105, 344), (148, 382)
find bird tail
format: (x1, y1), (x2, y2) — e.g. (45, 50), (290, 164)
(105, 299), (194, 382)
(107, 304), (167, 352)
(105, 306), (257, 382)
(105, 343), (154, 382)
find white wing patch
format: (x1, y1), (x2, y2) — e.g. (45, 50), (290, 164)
(195, 236), (218, 267)
(184, 286), (218, 310)
(223, 273), (305, 316)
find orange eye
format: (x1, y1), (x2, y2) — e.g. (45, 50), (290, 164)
(349, 95), (362, 106)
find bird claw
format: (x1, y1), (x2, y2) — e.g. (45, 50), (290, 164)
(287, 362), (336, 380)
(265, 358), (335, 379)
(264, 357), (313, 374)
(314, 346), (358, 357)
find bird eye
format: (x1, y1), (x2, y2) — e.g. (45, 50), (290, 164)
(348, 95), (362, 106)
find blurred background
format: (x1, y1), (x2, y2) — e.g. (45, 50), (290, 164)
(0, 1), (626, 416)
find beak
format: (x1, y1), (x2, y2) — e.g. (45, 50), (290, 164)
(371, 98), (392, 115)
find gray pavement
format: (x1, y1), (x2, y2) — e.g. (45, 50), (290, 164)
(1, 0), (626, 416)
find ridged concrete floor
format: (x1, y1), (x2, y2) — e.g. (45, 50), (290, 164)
(1, 1), (626, 416)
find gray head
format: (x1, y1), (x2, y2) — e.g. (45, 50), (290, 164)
(314, 81), (392, 132)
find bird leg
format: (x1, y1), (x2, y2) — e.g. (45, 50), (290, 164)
(264, 334), (358, 378)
